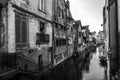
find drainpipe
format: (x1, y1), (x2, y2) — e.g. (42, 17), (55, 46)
(0, 6), (2, 53)
(51, 0), (55, 68)
(116, 0), (119, 70)
(66, 4), (68, 58)
(117, 0), (120, 70)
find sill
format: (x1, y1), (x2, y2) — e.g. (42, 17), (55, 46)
(36, 42), (49, 44)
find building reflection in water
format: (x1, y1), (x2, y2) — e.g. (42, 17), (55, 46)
(42, 47), (107, 80)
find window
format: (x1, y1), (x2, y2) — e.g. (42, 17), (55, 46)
(38, 0), (45, 11)
(55, 23), (58, 28)
(36, 22), (49, 44)
(36, 33), (49, 44)
(56, 38), (67, 47)
(56, 39), (59, 46)
(62, 10), (64, 19)
(57, 7), (65, 19)
(58, 7), (60, 17)
(40, 22), (45, 34)
(15, 13), (28, 48)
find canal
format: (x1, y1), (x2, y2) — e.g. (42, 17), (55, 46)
(41, 46), (107, 80)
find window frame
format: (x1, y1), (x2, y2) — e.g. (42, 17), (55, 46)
(38, 0), (45, 12)
(39, 21), (45, 34)
(15, 12), (29, 48)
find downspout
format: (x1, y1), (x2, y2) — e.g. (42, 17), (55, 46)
(0, 4), (2, 53)
(66, 3), (68, 58)
(116, 0), (120, 70)
(6, 3), (9, 53)
(51, 0), (55, 68)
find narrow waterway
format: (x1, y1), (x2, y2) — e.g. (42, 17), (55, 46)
(42, 46), (107, 80)
(82, 47), (106, 80)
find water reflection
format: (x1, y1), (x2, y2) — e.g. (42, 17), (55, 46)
(42, 47), (107, 80)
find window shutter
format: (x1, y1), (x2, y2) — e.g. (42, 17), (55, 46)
(15, 13), (28, 48)
(15, 14), (21, 43)
(21, 17), (27, 43)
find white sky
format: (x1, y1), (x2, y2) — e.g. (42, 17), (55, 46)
(69, 0), (105, 33)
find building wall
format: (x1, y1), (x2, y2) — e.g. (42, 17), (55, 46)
(117, 0), (120, 66)
(53, 0), (68, 65)
(109, 2), (118, 59)
(107, 1), (118, 78)
(11, 0), (53, 21)
(6, 0), (53, 66)
(104, 0), (109, 56)
(8, 3), (16, 53)
(0, 6), (8, 53)
(97, 31), (104, 44)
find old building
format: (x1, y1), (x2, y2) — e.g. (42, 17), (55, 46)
(89, 31), (97, 43)
(81, 25), (90, 45)
(66, 0), (74, 57)
(73, 20), (82, 53)
(103, 2), (109, 54)
(0, 0), (53, 79)
(103, 0), (120, 79)
(52, 0), (69, 66)
(0, 0), (75, 79)
(97, 31), (104, 44)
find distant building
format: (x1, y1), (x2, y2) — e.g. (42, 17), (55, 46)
(52, 0), (69, 65)
(97, 31), (104, 44)
(73, 20), (82, 52)
(81, 25), (90, 44)
(89, 31), (97, 42)
(66, 0), (74, 57)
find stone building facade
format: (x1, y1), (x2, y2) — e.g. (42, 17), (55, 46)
(81, 25), (90, 44)
(103, 0), (120, 79)
(0, 0), (74, 79)
(73, 20), (82, 53)
(52, 0), (68, 66)
(0, 0), (53, 77)
(97, 31), (104, 44)
(103, 0), (109, 57)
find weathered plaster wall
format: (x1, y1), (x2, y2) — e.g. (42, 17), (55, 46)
(6, 0), (53, 65)
(12, 0), (53, 21)
(8, 3), (15, 53)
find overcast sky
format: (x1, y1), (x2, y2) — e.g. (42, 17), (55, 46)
(69, 0), (105, 33)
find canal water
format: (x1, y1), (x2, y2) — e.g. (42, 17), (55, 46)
(42, 46), (107, 80)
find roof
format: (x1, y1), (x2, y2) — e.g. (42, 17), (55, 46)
(81, 25), (89, 30)
(73, 20), (82, 28)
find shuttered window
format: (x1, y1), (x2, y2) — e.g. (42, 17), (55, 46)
(15, 13), (28, 48)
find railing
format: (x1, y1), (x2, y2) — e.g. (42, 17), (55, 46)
(0, 53), (17, 73)
(0, 52), (40, 74)
(36, 33), (49, 44)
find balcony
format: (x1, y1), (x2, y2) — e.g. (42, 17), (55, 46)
(36, 33), (49, 44)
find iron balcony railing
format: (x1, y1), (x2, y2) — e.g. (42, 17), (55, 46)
(36, 33), (49, 44)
